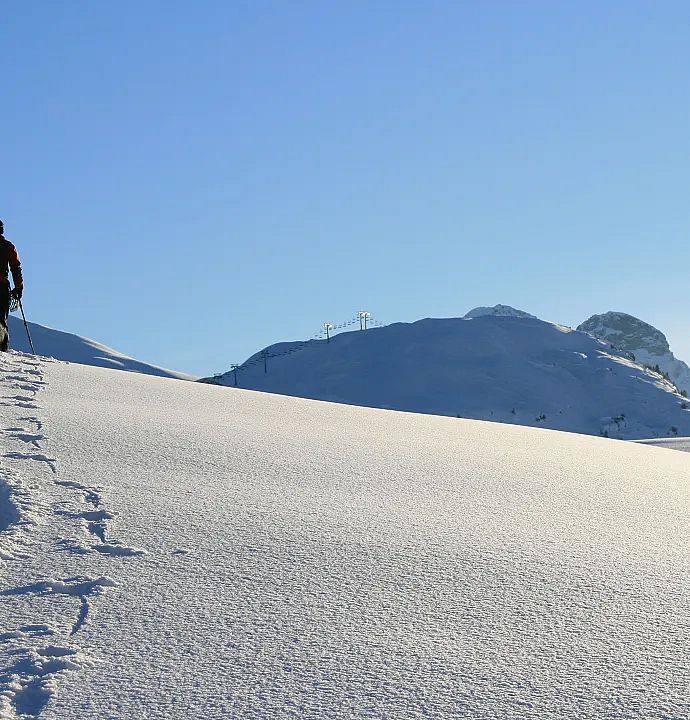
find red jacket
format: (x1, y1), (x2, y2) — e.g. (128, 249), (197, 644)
(0, 237), (23, 290)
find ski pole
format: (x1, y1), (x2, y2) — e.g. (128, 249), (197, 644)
(18, 299), (35, 355)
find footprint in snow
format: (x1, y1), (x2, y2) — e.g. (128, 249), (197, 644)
(55, 501), (115, 552)
(8, 395), (38, 404)
(4, 452), (57, 474)
(76, 509), (114, 544)
(79, 509), (115, 522)
(94, 542), (147, 557)
(18, 417), (43, 432)
(53, 480), (101, 506)
(55, 504), (147, 558)
(4, 431), (47, 449)
(2, 576), (119, 637)
(3, 375), (46, 386)
(55, 537), (91, 555)
(0, 625), (55, 643)
(0, 400), (38, 410)
(9, 384), (41, 396)
(0, 644), (89, 718)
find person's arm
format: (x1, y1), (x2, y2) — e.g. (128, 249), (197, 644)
(8, 243), (23, 296)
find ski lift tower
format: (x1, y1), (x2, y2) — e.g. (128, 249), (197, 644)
(230, 364), (240, 387)
(357, 311), (370, 330)
(323, 322), (335, 343)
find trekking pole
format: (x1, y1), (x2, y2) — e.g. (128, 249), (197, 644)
(18, 299), (35, 355)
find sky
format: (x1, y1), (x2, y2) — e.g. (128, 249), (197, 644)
(3, 0), (690, 376)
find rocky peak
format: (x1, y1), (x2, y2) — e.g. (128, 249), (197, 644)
(464, 304), (537, 320)
(577, 312), (670, 356)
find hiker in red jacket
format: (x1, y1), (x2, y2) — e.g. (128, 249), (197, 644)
(0, 220), (24, 351)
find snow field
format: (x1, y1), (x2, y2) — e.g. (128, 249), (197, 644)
(1, 354), (690, 718)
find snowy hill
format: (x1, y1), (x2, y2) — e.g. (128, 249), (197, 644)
(578, 311), (690, 394)
(1, 353), (690, 718)
(7, 315), (193, 380)
(205, 308), (690, 439)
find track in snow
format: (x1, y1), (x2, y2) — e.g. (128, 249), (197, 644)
(0, 352), (144, 719)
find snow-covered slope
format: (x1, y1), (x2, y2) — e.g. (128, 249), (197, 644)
(205, 311), (690, 439)
(0, 356), (690, 720)
(637, 437), (690, 453)
(7, 315), (194, 380)
(1, 353), (690, 718)
(463, 303), (537, 319)
(578, 311), (690, 394)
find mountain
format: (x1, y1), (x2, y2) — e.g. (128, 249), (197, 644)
(577, 311), (690, 394)
(204, 306), (690, 440)
(7, 315), (194, 380)
(463, 303), (537, 319)
(2, 350), (690, 718)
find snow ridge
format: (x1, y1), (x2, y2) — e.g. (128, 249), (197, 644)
(0, 353), (144, 719)
(7, 317), (195, 381)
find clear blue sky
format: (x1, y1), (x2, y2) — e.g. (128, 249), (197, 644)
(3, 1), (690, 376)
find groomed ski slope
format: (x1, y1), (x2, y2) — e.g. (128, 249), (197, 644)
(1, 353), (690, 719)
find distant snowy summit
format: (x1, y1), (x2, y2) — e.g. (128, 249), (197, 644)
(204, 305), (690, 440)
(7, 316), (194, 380)
(578, 311), (690, 394)
(464, 304), (537, 320)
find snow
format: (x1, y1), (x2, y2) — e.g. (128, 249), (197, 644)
(463, 304), (537, 319)
(637, 437), (690, 453)
(206, 314), (690, 439)
(7, 316), (194, 380)
(578, 311), (690, 394)
(1, 351), (690, 718)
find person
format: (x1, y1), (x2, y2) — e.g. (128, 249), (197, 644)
(0, 220), (24, 351)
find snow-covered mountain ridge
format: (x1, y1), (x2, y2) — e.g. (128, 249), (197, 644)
(577, 311), (690, 394)
(7, 315), (194, 380)
(204, 306), (690, 440)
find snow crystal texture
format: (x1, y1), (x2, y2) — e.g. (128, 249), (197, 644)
(1, 354), (690, 718)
